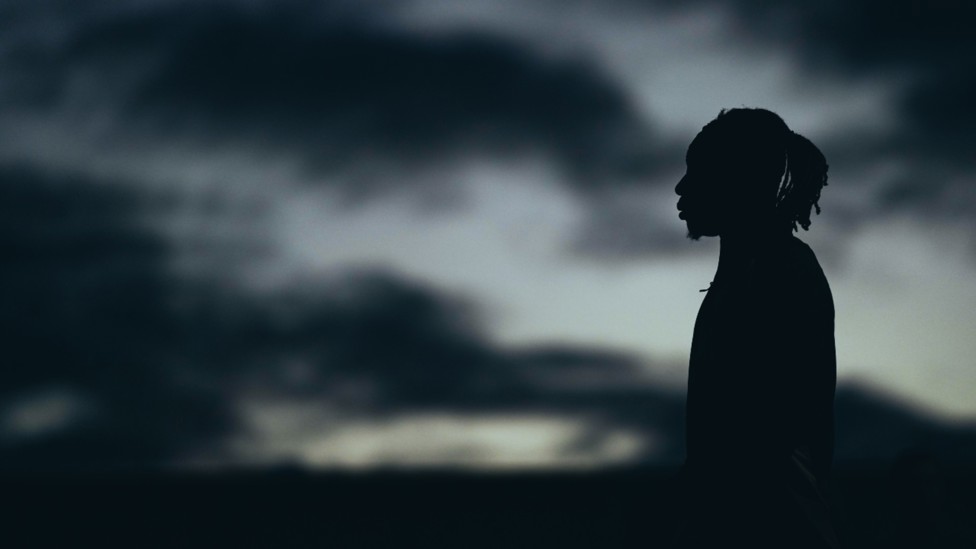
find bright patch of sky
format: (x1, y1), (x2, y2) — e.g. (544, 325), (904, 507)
(834, 217), (976, 420)
(230, 399), (649, 469)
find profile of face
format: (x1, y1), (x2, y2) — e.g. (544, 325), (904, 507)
(675, 132), (733, 240)
(675, 126), (784, 240)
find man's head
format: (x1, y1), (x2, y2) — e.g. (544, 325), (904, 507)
(675, 108), (828, 240)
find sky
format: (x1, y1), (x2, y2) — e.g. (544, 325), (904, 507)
(2, 0), (976, 470)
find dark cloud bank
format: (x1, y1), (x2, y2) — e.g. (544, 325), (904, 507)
(2, 162), (975, 470)
(0, 0), (667, 196)
(0, 0), (691, 258)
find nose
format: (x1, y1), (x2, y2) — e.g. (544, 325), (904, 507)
(675, 174), (687, 196)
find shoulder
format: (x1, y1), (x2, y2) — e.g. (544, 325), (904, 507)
(785, 236), (834, 316)
(789, 237), (830, 286)
(771, 236), (829, 284)
(752, 236), (832, 309)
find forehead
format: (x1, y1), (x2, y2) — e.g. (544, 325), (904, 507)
(685, 130), (721, 164)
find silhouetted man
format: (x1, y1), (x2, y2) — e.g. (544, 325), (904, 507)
(671, 108), (840, 548)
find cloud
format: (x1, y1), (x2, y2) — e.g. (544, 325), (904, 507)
(0, 161), (676, 468)
(0, 163), (238, 469)
(0, 0), (666, 198)
(222, 269), (976, 468)
(229, 270), (508, 408)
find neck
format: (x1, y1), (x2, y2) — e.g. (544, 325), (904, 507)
(715, 224), (792, 283)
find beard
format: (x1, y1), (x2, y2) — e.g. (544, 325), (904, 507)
(683, 216), (716, 240)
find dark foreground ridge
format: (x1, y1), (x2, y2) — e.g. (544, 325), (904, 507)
(4, 465), (975, 548)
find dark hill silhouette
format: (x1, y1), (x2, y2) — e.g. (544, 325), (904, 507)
(833, 381), (976, 466)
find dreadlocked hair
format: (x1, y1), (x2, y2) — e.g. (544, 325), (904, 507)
(776, 131), (829, 231)
(697, 108), (829, 231)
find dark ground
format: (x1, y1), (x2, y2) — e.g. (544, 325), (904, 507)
(3, 466), (974, 548)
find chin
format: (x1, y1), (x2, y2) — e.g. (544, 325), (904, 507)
(684, 218), (719, 240)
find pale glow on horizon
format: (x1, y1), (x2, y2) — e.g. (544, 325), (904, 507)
(233, 400), (651, 469)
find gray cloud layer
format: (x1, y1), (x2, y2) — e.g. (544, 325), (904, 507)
(0, 1), (667, 198)
(0, 160), (679, 467)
